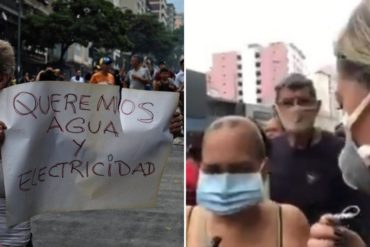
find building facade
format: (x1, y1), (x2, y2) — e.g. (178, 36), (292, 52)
(108, 0), (149, 14)
(148, 0), (168, 26)
(207, 51), (241, 102)
(175, 13), (183, 29)
(260, 42), (306, 105)
(309, 65), (341, 131)
(166, 3), (176, 31)
(187, 69), (246, 132)
(208, 42), (306, 105)
(0, 0), (53, 76)
(241, 44), (263, 104)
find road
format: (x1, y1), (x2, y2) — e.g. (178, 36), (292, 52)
(31, 145), (184, 247)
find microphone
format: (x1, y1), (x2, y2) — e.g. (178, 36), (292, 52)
(210, 236), (222, 247)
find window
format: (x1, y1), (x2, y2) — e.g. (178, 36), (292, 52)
(223, 91), (227, 94)
(256, 80), (261, 85)
(257, 98), (262, 103)
(237, 55), (242, 60)
(237, 73), (242, 78)
(256, 71), (261, 77)
(239, 99), (243, 103)
(238, 90), (243, 96)
(255, 52), (260, 59)
(237, 65), (242, 70)
(238, 81), (242, 86)
(256, 89), (261, 94)
(255, 62), (261, 67)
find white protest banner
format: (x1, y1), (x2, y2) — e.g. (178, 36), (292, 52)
(0, 82), (178, 226)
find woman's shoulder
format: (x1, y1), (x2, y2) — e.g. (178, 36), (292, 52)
(279, 203), (310, 245)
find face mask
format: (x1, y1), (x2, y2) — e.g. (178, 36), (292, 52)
(338, 93), (370, 194)
(196, 171), (264, 216)
(275, 105), (317, 133)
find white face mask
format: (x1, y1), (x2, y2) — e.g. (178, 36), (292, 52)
(339, 93), (370, 193)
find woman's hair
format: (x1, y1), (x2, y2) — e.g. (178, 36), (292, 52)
(335, 0), (370, 88)
(0, 40), (15, 77)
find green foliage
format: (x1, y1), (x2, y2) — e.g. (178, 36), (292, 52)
(22, 0), (181, 64)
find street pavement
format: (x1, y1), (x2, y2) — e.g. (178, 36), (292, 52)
(31, 145), (184, 247)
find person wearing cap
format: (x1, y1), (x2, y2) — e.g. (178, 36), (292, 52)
(90, 57), (115, 85)
(268, 73), (370, 244)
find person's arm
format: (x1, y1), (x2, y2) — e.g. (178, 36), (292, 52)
(170, 111), (182, 135)
(132, 74), (150, 85)
(282, 204), (310, 247)
(153, 80), (161, 91)
(90, 74), (97, 84)
(0, 121), (7, 159)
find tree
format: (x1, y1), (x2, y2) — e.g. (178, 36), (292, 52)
(126, 14), (176, 62)
(23, 0), (132, 63)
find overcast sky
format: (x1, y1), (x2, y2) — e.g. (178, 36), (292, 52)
(186, 0), (361, 74)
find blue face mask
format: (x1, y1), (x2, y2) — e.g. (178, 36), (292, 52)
(196, 171), (264, 216)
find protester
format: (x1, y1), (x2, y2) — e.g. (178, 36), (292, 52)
(186, 133), (202, 206)
(154, 61), (175, 81)
(153, 68), (177, 92)
(90, 56), (115, 85)
(39, 67), (58, 81)
(268, 73), (370, 243)
(84, 72), (92, 83)
(70, 69), (84, 83)
(19, 72), (30, 83)
(0, 39), (32, 247)
(174, 56), (184, 90)
(125, 55), (151, 90)
(187, 116), (309, 247)
(263, 117), (284, 139)
(54, 68), (64, 81)
(175, 56), (184, 115)
(308, 1), (370, 245)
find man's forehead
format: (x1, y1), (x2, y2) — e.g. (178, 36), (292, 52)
(278, 86), (313, 99)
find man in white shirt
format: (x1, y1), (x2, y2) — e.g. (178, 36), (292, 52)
(70, 69), (84, 83)
(125, 55), (151, 90)
(174, 56), (184, 90)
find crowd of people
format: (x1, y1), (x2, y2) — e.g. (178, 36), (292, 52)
(0, 39), (183, 246)
(186, 0), (370, 246)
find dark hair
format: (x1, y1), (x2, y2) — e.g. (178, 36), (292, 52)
(275, 73), (316, 102)
(159, 61), (166, 65)
(39, 70), (57, 81)
(160, 67), (169, 73)
(131, 54), (142, 63)
(337, 56), (370, 90)
(84, 72), (92, 82)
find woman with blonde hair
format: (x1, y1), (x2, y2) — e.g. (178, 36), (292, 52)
(308, 1), (370, 246)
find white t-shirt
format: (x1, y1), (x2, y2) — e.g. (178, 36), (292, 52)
(128, 67), (151, 90)
(70, 76), (84, 83)
(174, 70), (184, 88)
